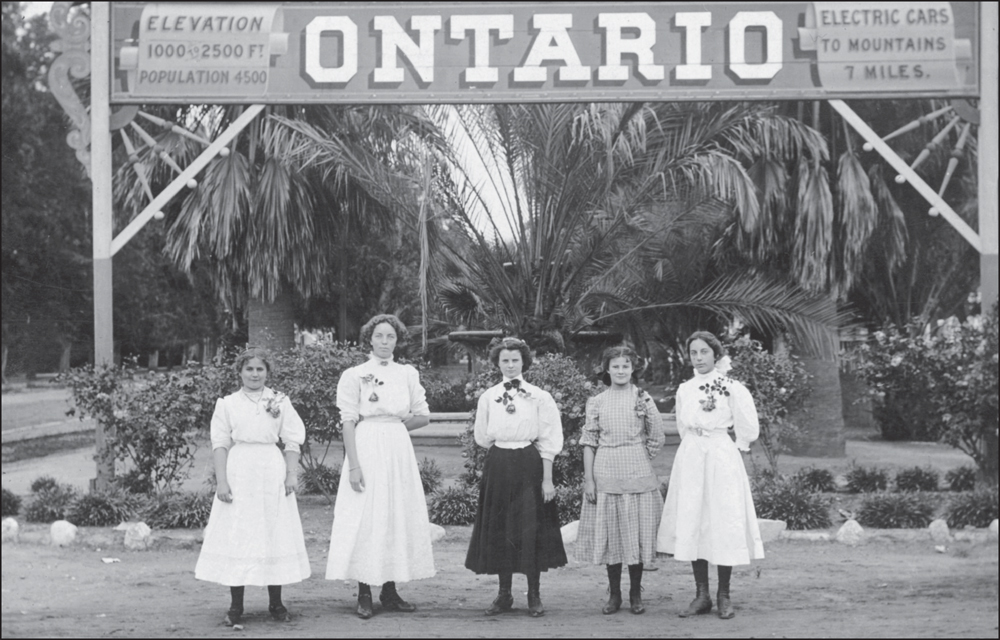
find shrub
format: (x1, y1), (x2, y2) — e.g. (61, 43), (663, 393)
(945, 465), (978, 492)
(726, 336), (812, 474)
(2, 488), (22, 517)
(894, 466), (940, 492)
(850, 304), (999, 483)
(792, 467), (837, 493)
(298, 463), (340, 496)
(845, 465), (889, 493)
(428, 486), (478, 525)
(30, 475), (60, 494)
(141, 491), (214, 529)
(460, 353), (597, 488)
(61, 359), (232, 493)
(945, 487), (999, 528)
(752, 479), (831, 530)
(856, 492), (937, 528)
(555, 481), (583, 526)
(65, 489), (142, 527)
(423, 378), (474, 412)
(23, 484), (78, 523)
(418, 457), (443, 495)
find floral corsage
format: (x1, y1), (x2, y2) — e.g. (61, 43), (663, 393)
(697, 378), (730, 412)
(496, 379), (532, 414)
(634, 388), (651, 420)
(361, 373), (384, 402)
(264, 392), (285, 418)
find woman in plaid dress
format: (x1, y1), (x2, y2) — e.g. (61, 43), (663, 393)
(576, 346), (665, 615)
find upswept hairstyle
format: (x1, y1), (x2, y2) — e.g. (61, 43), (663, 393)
(359, 314), (409, 349)
(600, 345), (646, 385)
(487, 336), (533, 371)
(234, 346), (273, 376)
(685, 331), (725, 361)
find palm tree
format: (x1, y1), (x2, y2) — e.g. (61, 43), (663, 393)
(114, 105), (443, 351)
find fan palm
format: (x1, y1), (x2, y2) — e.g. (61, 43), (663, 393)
(114, 104), (442, 350)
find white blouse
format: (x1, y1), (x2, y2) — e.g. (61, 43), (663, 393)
(210, 387), (306, 453)
(474, 376), (563, 461)
(336, 355), (430, 424)
(675, 370), (759, 451)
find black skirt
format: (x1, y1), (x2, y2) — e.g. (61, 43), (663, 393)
(465, 445), (568, 575)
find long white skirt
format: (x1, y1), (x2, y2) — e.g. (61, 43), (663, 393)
(656, 431), (764, 566)
(195, 443), (311, 586)
(325, 419), (436, 584)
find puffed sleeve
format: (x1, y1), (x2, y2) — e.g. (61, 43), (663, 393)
(534, 391), (564, 462)
(674, 386), (691, 440)
(473, 390), (495, 449)
(728, 380), (759, 452)
(407, 367), (430, 417)
(210, 398), (233, 450)
(336, 366), (360, 424)
(642, 392), (665, 459)
(579, 394), (601, 448)
(277, 397), (306, 453)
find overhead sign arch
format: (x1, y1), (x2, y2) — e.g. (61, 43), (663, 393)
(109, 2), (980, 103)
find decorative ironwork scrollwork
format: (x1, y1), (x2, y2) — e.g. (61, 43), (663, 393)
(48, 1), (92, 175)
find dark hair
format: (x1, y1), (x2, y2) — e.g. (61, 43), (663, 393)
(234, 346), (273, 376)
(359, 314), (409, 349)
(600, 345), (646, 386)
(685, 331), (725, 361)
(487, 337), (533, 371)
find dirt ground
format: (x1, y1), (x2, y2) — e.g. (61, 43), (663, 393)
(2, 497), (997, 639)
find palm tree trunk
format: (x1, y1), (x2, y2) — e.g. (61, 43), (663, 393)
(248, 289), (296, 351)
(787, 354), (847, 457)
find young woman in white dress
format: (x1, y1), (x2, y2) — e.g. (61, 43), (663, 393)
(325, 314), (435, 619)
(195, 347), (311, 627)
(465, 337), (567, 618)
(576, 346), (665, 615)
(657, 331), (764, 620)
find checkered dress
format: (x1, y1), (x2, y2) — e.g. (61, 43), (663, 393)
(575, 386), (665, 566)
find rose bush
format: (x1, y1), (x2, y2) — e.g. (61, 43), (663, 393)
(852, 303), (999, 484)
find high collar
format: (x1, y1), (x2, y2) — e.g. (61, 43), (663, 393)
(369, 353), (394, 365)
(692, 368), (719, 381)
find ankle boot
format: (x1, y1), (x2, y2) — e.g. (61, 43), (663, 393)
(717, 565), (734, 619)
(628, 563), (645, 614)
(356, 583), (374, 620)
(380, 581), (416, 612)
(678, 560), (712, 617)
(717, 586), (734, 619)
(603, 564), (623, 614)
(527, 588), (545, 618)
(485, 589), (514, 616)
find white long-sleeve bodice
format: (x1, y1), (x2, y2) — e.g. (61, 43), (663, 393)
(675, 370), (759, 451)
(474, 376), (563, 461)
(210, 387), (306, 452)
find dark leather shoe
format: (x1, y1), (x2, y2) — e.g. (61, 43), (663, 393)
(356, 593), (374, 620)
(380, 590), (417, 612)
(678, 586), (712, 617)
(629, 591), (646, 614)
(602, 592), (623, 614)
(527, 590), (545, 618)
(268, 604), (290, 622)
(484, 590), (514, 616)
(717, 588), (735, 619)
(224, 608), (243, 626)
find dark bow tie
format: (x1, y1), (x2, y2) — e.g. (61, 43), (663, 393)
(504, 379), (521, 391)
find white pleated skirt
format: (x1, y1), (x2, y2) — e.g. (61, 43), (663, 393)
(656, 431), (764, 566)
(325, 419), (436, 584)
(195, 443), (311, 586)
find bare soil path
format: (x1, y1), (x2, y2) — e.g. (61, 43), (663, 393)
(2, 500), (997, 638)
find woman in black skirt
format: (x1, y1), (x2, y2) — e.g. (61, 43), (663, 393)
(465, 337), (568, 617)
